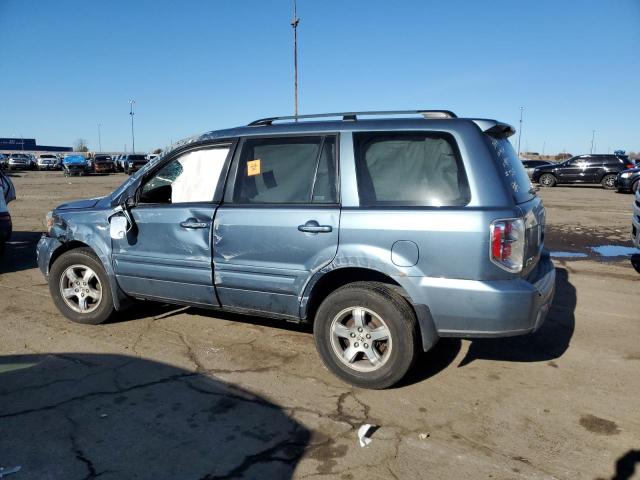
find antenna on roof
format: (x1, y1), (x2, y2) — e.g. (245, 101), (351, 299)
(291, 0), (300, 119)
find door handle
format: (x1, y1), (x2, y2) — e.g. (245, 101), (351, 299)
(180, 218), (210, 229)
(298, 220), (332, 233)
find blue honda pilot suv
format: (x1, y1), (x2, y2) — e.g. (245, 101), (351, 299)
(37, 110), (555, 389)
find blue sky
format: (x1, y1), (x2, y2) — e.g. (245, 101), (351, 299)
(1, 0), (638, 154)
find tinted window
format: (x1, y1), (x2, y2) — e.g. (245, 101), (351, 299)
(602, 157), (622, 166)
(354, 132), (469, 207)
(232, 136), (336, 204)
(486, 136), (534, 204)
(139, 146), (229, 204)
(129, 155), (147, 161)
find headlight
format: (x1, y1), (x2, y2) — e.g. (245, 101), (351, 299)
(620, 172), (632, 178)
(128, 162), (134, 167)
(45, 211), (54, 233)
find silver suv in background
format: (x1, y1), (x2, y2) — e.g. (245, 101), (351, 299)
(37, 110), (555, 389)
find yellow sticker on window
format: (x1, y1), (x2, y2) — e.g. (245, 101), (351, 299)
(247, 159), (261, 176)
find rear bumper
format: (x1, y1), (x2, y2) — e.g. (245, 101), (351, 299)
(396, 253), (556, 338)
(0, 216), (12, 242)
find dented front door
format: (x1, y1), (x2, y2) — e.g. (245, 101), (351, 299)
(112, 205), (219, 306)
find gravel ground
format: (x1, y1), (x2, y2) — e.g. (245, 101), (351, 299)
(0, 171), (638, 480)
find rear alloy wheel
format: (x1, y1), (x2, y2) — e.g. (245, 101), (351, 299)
(49, 248), (114, 324)
(601, 174), (617, 190)
(539, 173), (557, 187)
(314, 282), (419, 389)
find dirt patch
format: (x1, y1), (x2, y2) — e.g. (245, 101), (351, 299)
(579, 414), (621, 435)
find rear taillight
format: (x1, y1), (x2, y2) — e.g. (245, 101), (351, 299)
(625, 164), (634, 169)
(490, 218), (525, 273)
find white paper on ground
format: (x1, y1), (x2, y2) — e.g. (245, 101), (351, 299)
(357, 424), (374, 447)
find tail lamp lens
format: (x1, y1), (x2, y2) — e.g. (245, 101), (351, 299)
(490, 218), (525, 272)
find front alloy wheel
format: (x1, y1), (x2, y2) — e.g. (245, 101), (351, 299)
(49, 247), (114, 324)
(59, 264), (103, 313)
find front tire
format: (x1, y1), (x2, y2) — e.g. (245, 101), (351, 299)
(601, 174), (617, 190)
(539, 173), (557, 187)
(631, 179), (639, 194)
(49, 248), (114, 324)
(313, 282), (419, 389)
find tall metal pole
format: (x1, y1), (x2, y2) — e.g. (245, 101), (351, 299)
(129, 99), (136, 154)
(517, 106), (524, 157)
(97, 123), (102, 152)
(291, 0), (300, 118)
(590, 130), (595, 154)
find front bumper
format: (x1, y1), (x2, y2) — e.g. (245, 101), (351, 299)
(396, 253), (556, 338)
(36, 234), (63, 278)
(615, 175), (634, 191)
(632, 194), (640, 249)
(94, 165), (114, 173)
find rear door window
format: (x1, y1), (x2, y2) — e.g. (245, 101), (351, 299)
(230, 136), (337, 204)
(486, 136), (534, 204)
(353, 132), (469, 207)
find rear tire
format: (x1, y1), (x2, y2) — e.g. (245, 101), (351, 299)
(539, 173), (557, 187)
(632, 179), (639, 194)
(313, 281), (419, 389)
(49, 248), (114, 325)
(601, 174), (617, 190)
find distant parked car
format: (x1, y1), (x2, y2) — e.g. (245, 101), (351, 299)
(123, 154), (148, 174)
(93, 155), (116, 174)
(615, 167), (640, 194)
(521, 160), (553, 179)
(27, 153), (38, 170)
(146, 153), (159, 162)
(532, 154), (636, 189)
(632, 186), (640, 250)
(62, 155), (91, 176)
(37, 154), (59, 171)
(0, 154), (7, 170)
(7, 153), (31, 171)
(0, 171), (15, 257)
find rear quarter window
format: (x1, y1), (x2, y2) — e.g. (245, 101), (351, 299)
(486, 136), (534, 204)
(353, 132), (470, 207)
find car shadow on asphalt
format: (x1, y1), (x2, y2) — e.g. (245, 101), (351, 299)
(0, 231), (41, 274)
(0, 353), (310, 479)
(458, 267), (576, 366)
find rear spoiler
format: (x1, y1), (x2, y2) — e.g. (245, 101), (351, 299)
(471, 119), (516, 138)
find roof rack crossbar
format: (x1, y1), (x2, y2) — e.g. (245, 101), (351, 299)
(248, 110), (457, 126)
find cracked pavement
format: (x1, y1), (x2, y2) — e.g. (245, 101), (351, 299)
(1, 172), (639, 479)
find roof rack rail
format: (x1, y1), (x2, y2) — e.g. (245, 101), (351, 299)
(247, 110), (457, 126)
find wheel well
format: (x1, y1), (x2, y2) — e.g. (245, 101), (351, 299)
(304, 267), (406, 324)
(49, 240), (93, 270)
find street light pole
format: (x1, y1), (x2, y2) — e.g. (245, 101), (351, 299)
(97, 123), (102, 152)
(129, 99), (136, 154)
(291, 0), (300, 118)
(590, 130), (595, 154)
(517, 106), (524, 158)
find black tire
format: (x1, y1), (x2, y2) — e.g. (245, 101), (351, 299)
(49, 247), (114, 325)
(313, 281), (419, 389)
(601, 174), (617, 190)
(632, 179), (639, 194)
(539, 173), (556, 187)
